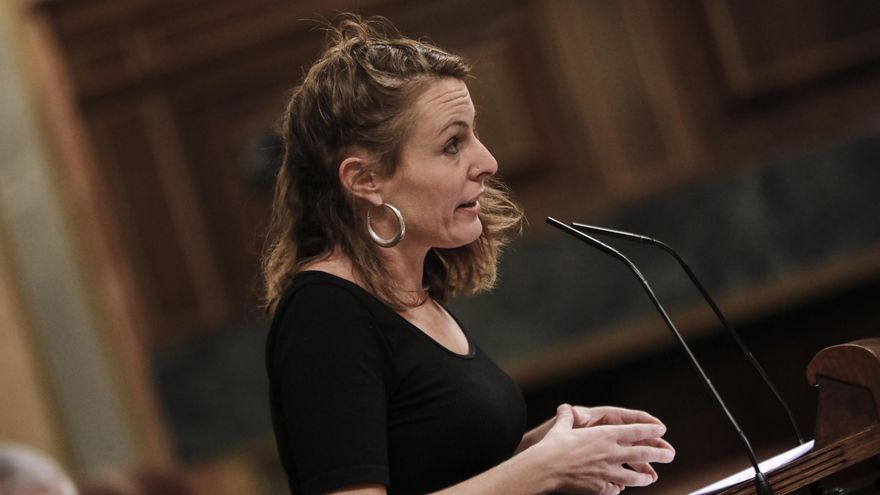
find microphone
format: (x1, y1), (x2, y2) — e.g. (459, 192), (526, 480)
(569, 221), (806, 446)
(546, 216), (775, 495)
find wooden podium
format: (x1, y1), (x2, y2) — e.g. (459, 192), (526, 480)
(716, 338), (880, 494)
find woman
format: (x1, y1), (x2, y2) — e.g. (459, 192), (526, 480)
(263, 15), (674, 495)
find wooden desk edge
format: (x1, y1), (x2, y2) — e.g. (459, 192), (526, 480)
(716, 424), (880, 495)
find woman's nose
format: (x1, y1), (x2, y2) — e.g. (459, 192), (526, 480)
(470, 138), (498, 180)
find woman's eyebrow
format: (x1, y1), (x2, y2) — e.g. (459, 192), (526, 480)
(436, 120), (470, 137)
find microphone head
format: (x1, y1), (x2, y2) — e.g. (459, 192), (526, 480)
(546, 217), (622, 258)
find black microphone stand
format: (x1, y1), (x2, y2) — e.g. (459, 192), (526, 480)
(570, 221), (806, 446)
(547, 217), (775, 495)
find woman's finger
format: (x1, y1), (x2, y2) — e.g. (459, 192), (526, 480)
(572, 406), (593, 427)
(598, 423), (667, 444)
(606, 465), (657, 488)
(620, 445), (676, 464)
(596, 481), (622, 495)
(627, 461), (658, 482)
(548, 404), (574, 433)
(633, 436), (675, 454)
(586, 406), (663, 426)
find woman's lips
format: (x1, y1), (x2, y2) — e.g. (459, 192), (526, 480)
(456, 200), (480, 213)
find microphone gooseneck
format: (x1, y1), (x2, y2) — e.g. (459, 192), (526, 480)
(546, 217), (775, 495)
(570, 221), (806, 446)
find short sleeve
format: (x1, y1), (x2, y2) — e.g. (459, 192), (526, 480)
(270, 283), (392, 494)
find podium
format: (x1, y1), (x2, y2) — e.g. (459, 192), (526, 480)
(715, 338), (880, 494)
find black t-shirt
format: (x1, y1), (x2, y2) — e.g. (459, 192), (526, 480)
(266, 271), (528, 495)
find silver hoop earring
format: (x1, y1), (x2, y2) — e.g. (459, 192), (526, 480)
(367, 203), (405, 248)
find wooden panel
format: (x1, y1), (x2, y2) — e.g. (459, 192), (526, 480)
(620, 0), (707, 173)
(19, 3), (174, 464)
(88, 107), (205, 345)
(704, 0), (880, 97)
(584, 1), (667, 176)
(542, 0), (627, 192)
(631, 0), (880, 177)
(174, 87), (289, 317)
(525, 0), (708, 222)
(159, 23), (326, 320)
(37, 0), (388, 102)
(0, 226), (68, 462)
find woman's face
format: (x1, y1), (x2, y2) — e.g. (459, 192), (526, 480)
(377, 77), (498, 251)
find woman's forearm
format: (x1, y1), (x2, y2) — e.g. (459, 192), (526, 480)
(514, 418), (555, 455)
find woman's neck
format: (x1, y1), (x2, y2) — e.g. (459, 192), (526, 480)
(377, 241), (429, 293)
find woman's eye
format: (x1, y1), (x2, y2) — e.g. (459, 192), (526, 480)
(443, 137), (460, 155)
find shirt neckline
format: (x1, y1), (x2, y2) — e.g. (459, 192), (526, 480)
(294, 270), (477, 359)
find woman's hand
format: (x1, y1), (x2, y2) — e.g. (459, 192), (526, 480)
(530, 404), (675, 495)
(573, 405), (664, 428)
(518, 405), (669, 452)
(570, 405), (675, 484)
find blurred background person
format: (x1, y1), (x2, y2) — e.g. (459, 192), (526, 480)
(78, 467), (195, 495)
(0, 443), (78, 495)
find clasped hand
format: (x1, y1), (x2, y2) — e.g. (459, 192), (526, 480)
(532, 404), (675, 495)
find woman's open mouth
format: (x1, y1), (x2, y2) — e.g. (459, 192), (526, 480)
(456, 200), (480, 212)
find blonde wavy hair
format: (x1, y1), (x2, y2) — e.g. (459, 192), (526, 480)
(261, 14), (523, 313)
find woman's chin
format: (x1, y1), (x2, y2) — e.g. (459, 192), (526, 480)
(449, 222), (484, 248)
(421, 219), (484, 250)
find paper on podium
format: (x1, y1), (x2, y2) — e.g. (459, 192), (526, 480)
(688, 440), (815, 495)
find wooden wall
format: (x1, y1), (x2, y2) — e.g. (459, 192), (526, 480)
(23, 0), (880, 346)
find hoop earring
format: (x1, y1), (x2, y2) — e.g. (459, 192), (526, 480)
(367, 203), (405, 248)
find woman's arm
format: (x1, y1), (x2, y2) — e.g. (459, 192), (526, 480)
(517, 403), (661, 454)
(515, 417), (555, 455)
(326, 437), (555, 495)
(329, 404), (675, 495)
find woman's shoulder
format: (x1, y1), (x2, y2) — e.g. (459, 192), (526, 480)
(266, 270), (396, 382)
(267, 270), (391, 361)
(276, 270), (375, 319)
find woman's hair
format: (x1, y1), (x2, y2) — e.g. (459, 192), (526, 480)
(261, 14), (523, 313)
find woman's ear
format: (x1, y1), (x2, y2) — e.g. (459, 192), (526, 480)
(338, 154), (383, 207)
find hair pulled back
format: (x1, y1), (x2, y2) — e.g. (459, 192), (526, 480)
(261, 14), (523, 312)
